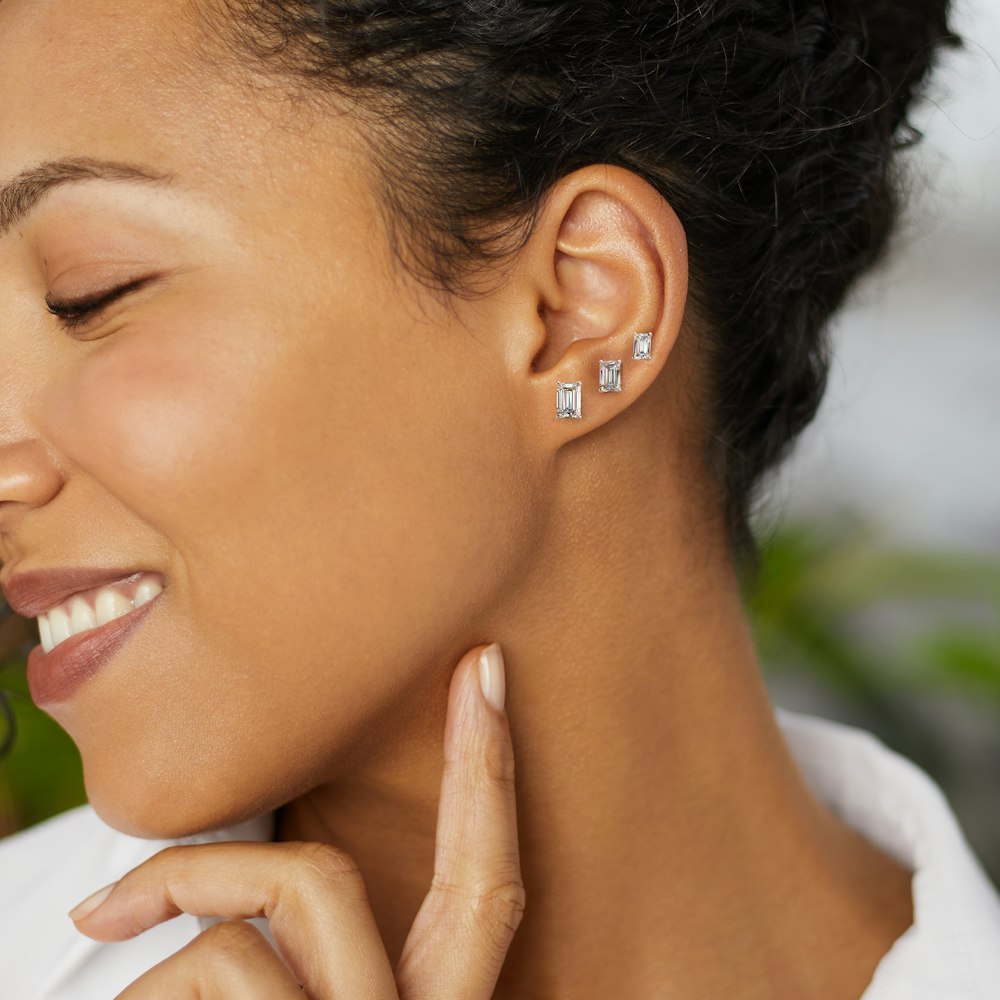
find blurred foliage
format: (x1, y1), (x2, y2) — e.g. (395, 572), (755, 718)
(0, 647), (86, 839)
(747, 512), (1000, 720)
(746, 509), (1000, 886)
(1, 512), (998, 884)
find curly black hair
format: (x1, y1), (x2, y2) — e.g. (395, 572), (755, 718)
(205, 0), (958, 580)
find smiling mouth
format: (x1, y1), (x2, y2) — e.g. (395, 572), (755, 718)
(36, 572), (165, 653)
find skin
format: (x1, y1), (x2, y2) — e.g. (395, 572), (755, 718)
(0, 1), (916, 998)
(67, 645), (525, 998)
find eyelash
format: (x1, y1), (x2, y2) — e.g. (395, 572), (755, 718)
(45, 277), (150, 331)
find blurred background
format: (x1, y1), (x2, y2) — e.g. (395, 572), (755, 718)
(750, 0), (1000, 886)
(1, 0), (998, 888)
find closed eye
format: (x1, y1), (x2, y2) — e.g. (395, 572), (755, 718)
(45, 276), (153, 331)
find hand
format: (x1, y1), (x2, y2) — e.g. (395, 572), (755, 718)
(68, 642), (524, 999)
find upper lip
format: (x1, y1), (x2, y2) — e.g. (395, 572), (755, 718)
(0, 567), (153, 619)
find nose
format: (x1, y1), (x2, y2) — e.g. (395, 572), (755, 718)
(0, 299), (66, 558)
(0, 437), (63, 540)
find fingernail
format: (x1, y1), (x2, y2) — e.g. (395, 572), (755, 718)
(69, 882), (116, 922)
(478, 642), (505, 712)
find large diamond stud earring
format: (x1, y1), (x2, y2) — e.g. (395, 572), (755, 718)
(556, 381), (582, 419)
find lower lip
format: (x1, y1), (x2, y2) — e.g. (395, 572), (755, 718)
(26, 595), (163, 706)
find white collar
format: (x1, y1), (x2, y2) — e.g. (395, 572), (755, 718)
(775, 707), (1000, 998)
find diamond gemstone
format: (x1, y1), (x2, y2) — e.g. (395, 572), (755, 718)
(633, 332), (653, 360)
(556, 381), (582, 419)
(599, 360), (622, 392)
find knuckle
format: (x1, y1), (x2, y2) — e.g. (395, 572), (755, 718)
(291, 840), (360, 878)
(287, 841), (366, 901)
(480, 732), (517, 793)
(474, 879), (527, 938)
(196, 919), (267, 966)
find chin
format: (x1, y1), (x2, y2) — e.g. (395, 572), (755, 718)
(85, 773), (276, 842)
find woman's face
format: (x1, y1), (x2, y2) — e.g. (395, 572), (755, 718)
(0, 0), (536, 835)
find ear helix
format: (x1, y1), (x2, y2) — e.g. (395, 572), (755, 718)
(556, 331), (654, 420)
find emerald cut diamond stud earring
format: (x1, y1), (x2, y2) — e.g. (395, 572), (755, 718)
(633, 331), (653, 360)
(556, 381), (582, 419)
(599, 360), (622, 392)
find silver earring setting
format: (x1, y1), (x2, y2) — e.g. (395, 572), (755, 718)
(556, 331), (653, 419)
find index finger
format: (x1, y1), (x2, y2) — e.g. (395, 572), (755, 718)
(395, 642), (526, 999)
(69, 839), (399, 1000)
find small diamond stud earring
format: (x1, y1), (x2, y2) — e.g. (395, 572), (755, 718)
(599, 360), (622, 392)
(556, 381), (582, 419)
(633, 331), (653, 360)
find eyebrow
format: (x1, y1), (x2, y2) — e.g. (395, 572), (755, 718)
(0, 157), (174, 238)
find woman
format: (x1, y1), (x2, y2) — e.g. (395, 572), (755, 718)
(1, 0), (997, 997)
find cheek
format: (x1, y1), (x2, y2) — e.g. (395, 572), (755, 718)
(58, 324), (262, 515)
(43, 300), (535, 836)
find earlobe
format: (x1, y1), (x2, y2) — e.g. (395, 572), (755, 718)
(510, 165), (688, 442)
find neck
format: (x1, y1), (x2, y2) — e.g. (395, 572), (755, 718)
(275, 411), (913, 998)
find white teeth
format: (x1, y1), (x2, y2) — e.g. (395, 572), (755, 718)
(94, 588), (132, 627)
(70, 596), (97, 634)
(133, 579), (163, 608)
(38, 613), (54, 654)
(34, 574), (164, 654)
(49, 607), (72, 647)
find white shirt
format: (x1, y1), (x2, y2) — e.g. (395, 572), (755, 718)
(2, 706), (999, 998)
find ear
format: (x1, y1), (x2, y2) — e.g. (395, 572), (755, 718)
(498, 165), (688, 447)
